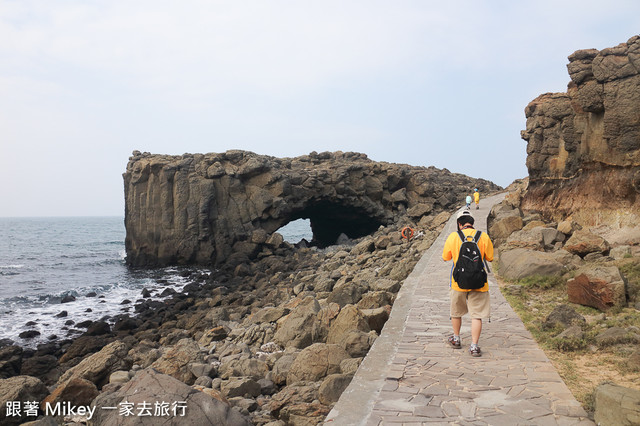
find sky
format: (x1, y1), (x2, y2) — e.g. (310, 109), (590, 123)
(1, 1), (639, 217)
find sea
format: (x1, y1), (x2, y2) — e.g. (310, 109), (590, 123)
(0, 216), (312, 348)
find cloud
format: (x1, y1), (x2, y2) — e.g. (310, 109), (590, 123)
(1, 1), (639, 215)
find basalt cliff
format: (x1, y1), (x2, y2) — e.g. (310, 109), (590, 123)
(124, 150), (499, 267)
(521, 35), (640, 226)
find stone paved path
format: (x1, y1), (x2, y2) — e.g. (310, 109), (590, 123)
(325, 193), (594, 426)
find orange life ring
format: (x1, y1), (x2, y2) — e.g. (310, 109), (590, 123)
(401, 227), (414, 240)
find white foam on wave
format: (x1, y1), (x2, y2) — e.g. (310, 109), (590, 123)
(0, 268), (196, 348)
(0, 264), (24, 269)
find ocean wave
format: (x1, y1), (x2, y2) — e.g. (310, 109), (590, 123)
(0, 264), (24, 269)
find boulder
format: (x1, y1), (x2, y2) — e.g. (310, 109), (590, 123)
(273, 297), (322, 349)
(58, 340), (131, 388)
(244, 306), (290, 325)
(567, 266), (627, 311)
(340, 358), (362, 375)
(128, 341), (162, 368)
(59, 336), (107, 364)
(109, 371), (131, 384)
(271, 353), (298, 386)
(356, 291), (394, 309)
(268, 382), (321, 419)
(221, 377), (261, 398)
(318, 373), (353, 405)
(150, 338), (204, 385)
(0, 346), (23, 379)
(89, 368), (252, 425)
(326, 282), (365, 307)
(326, 305), (371, 347)
(219, 358), (269, 381)
(41, 377), (99, 408)
(198, 326), (230, 346)
(20, 355), (58, 384)
(338, 330), (376, 358)
(540, 227), (565, 248)
(286, 344), (349, 385)
(502, 228), (544, 251)
(489, 215), (524, 242)
(564, 230), (610, 257)
(0, 376), (49, 426)
(594, 382), (640, 426)
(279, 402), (332, 426)
(610, 245), (632, 260)
(557, 220), (581, 235)
(360, 306), (391, 333)
(84, 321), (111, 336)
(407, 203), (433, 218)
(595, 327), (640, 347)
(498, 248), (565, 281)
(628, 348), (640, 372)
(543, 304), (586, 330)
(369, 279), (400, 293)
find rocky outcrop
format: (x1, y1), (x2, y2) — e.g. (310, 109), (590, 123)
(89, 368), (252, 426)
(124, 150), (499, 266)
(594, 383), (640, 426)
(521, 35), (640, 226)
(0, 376), (49, 426)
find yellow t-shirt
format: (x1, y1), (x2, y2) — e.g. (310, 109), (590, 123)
(473, 192), (480, 203)
(442, 227), (494, 292)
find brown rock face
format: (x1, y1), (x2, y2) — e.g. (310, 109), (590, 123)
(521, 35), (640, 226)
(567, 266), (627, 311)
(123, 150), (500, 267)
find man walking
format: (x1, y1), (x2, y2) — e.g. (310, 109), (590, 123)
(442, 210), (494, 357)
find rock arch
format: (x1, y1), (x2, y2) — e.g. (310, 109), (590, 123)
(124, 150), (499, 267)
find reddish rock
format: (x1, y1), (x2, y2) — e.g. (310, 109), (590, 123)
(41, 377), (99, 409)
(567, 266), (626, 311)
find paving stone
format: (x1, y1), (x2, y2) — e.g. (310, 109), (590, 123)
(420, 384), (449, 396)
(441, 401), (461, 417)
(413, 405), (445, 418)
(531, 414), (563, 426)
(500, 399), (554, 420)
(382, 379), (399, 391)
(482, 412), (533, 426)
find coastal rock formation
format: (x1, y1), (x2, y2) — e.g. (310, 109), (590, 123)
(521, 35), (640, 226)
(124, 150), (499, 266)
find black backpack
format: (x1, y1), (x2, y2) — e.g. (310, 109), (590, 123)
(452, 230), (487, 290)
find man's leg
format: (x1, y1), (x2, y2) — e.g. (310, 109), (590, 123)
(471, 318), (482, 344)
(452, 316), (462, 336)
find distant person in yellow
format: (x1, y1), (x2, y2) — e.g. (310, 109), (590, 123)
(442, 210), (494, 357)
(473, 188), (480, 210)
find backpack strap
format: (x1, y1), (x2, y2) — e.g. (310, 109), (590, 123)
(458, 230), (482, 242)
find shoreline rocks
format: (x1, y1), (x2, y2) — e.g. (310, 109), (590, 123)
(0, 197), (476, 425)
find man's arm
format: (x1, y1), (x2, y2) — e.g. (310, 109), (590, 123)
(442, 233), (453, 261)
(482, 234), (494, 262)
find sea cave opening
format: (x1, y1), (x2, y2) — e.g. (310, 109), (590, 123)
(277, 218), (314, 245)
(276, 201), (384, 249)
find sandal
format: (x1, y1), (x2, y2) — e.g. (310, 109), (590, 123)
(447, 336), (461, 349)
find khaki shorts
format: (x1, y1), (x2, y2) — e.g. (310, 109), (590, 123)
(450, 289), (490, 319)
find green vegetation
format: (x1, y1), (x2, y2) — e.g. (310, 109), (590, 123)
(516, 274), (565, 290)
